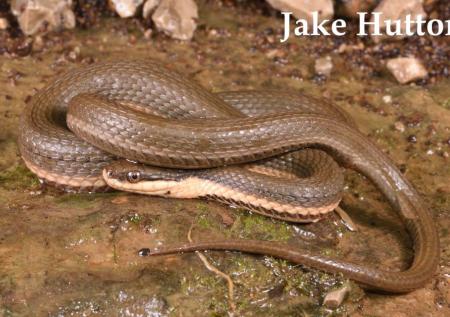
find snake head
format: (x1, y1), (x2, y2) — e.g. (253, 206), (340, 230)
(102, 160), (191, 197)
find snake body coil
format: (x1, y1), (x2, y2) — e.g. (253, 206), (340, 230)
(19, 60), (439, 292)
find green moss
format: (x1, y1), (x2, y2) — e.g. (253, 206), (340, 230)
(195, 203), (218, 230)
(435, 192), (450, 206)
(235, 213), (292, 242)
(442, 98), (450, 109)
(196, 274), (223, 290)
(128, 213), (143, 224)
(179, 272), (230, 315)
(54, 299), (103, 316)
(0, 164), (39, 190)
(285, 272), (319, 297)
(196, 202), (209, 213)
(197, 215), (213, 229)
(173, 202), (184, 212)
(229, 256), (257, 274)
(2, 308), (13, 317)
(321, 248), (340, 257)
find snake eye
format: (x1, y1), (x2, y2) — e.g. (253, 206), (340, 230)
(127, 171), (141, 183)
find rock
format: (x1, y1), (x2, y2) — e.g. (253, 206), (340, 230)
(0, 18), (9, 30)
(67, 46), (81, 61)
(266, 0), (333, 23)
(386, 57), (428, 84)
(323, 284), (351, 308)
(408, 134), (417, 143)
(143, 28), (153, 39)
(315, 56), (333, 77)
(143, 0), (160, 19)
(394, 121), (405, 132)
(336, 0), (379, 18)
(370, 0), (427, 42)
(152, 0), (198, 40)
(11, 0), (75, 35)
(32, 35), (44, 52)
(108, 0), (144, 18)
(382, 95), (392, 104)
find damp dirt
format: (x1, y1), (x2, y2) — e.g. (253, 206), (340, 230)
(0, 1), (449, 316)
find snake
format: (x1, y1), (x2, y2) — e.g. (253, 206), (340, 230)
(19, 60), (439, 293)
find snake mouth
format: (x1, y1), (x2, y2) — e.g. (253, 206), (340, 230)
(102, 168), (339, 223)
(102, 169), (181, 195)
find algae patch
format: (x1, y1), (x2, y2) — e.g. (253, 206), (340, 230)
(0, 164), (39, 190)
(234, 213), (292, 242)
(442, 98), (450, 109)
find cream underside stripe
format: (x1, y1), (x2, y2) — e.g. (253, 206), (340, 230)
(24, 159), (338, 217)
(104, 172), (339, 216)
(23, 157), (107, 188)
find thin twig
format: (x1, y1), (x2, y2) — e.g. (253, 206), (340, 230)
(188, 225), (236, 315)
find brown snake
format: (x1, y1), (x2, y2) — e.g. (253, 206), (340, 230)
(19, 60), (439, 293)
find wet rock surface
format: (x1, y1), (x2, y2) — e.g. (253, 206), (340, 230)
(0, 0), (449, 316)
(108, 0), (144, 18)
(370, 0), (427, 42)
(10, 0), (75, 35)
(152, 0), (198, 40)
(142, 0), (160, 19)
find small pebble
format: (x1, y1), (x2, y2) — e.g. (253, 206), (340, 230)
(408, 135), (417, 143)
(144, 29), (153, 39)
(382, 95), (392, 104)
(386, 57), (428, 84)
(208, 29), (218, 37)
(138, 248), (151, 256)
(394, 121), (405, 132)
(323, 284), (351, 309)
(315, 56), (333, 77)
(0, 18), (9, 30)
(109, 0), (144, 18)
(32, 36), (44, 52)
(68, 46), (80, 61)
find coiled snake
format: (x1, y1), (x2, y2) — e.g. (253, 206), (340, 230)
(19, 60), (439, 293)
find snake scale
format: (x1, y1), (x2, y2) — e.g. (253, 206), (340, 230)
(19, 60), (439, 293)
